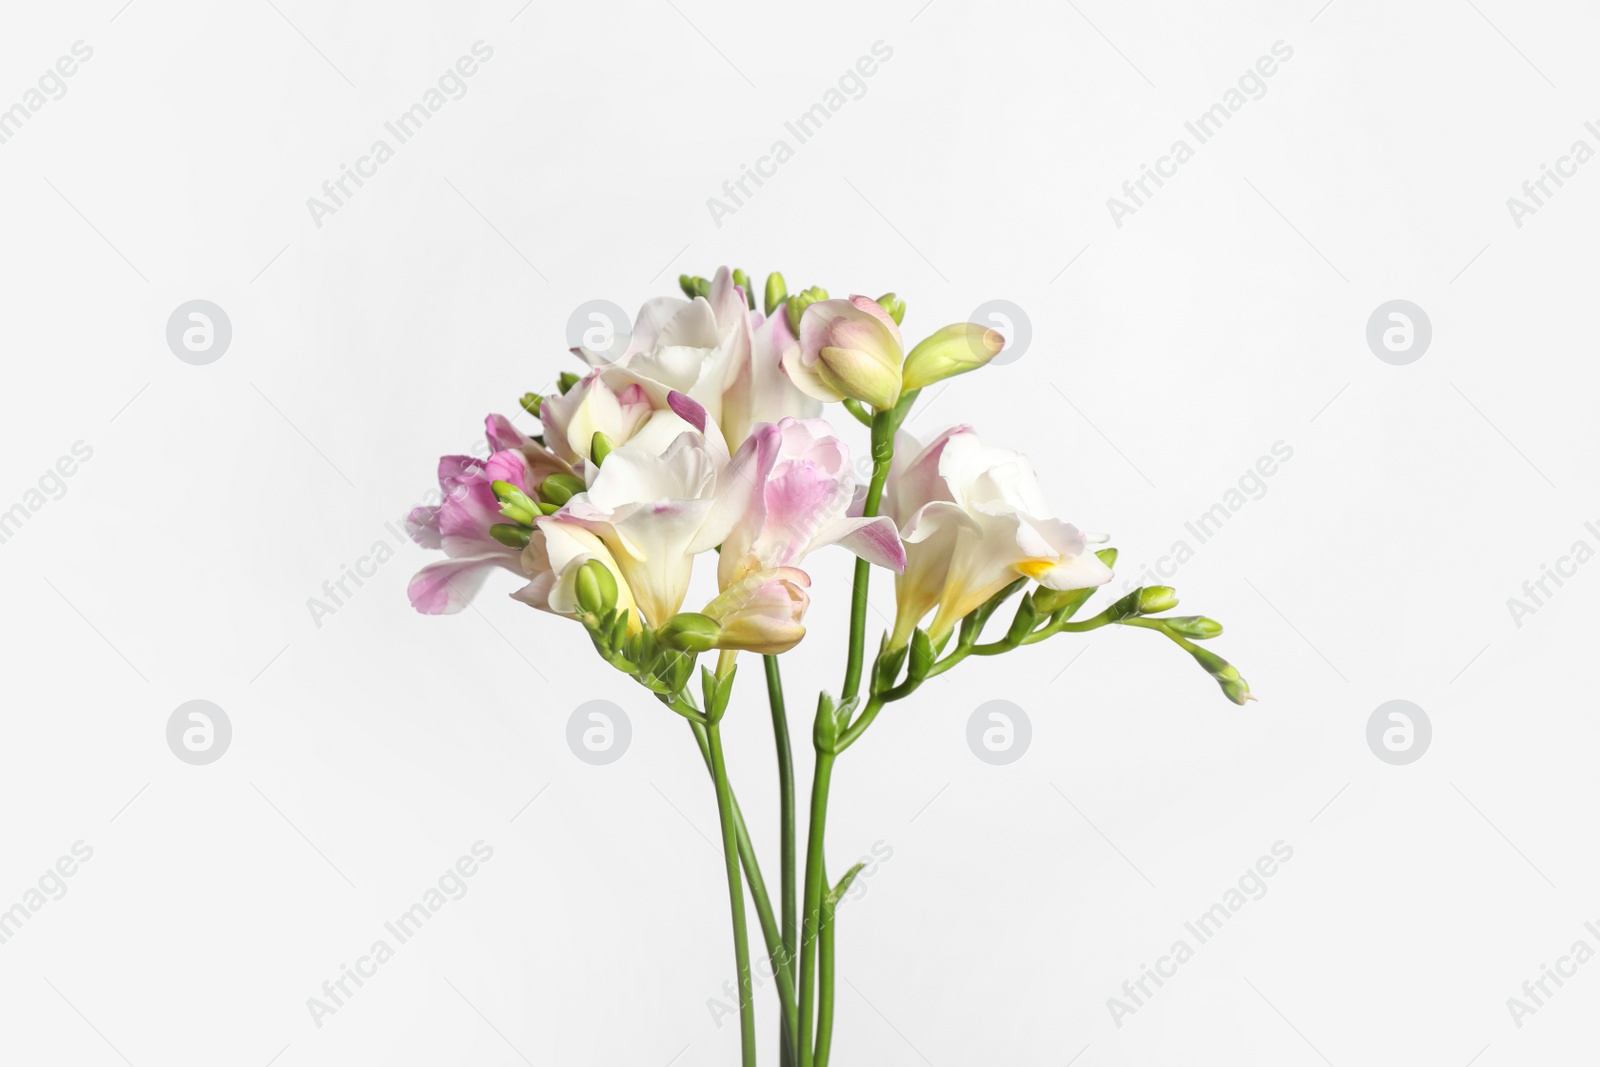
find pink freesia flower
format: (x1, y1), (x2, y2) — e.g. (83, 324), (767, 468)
(700, 567), (811, 654)
(711, 418), (905, 589)
(406, 448), (534, 614)
(785, 296), (905, 410)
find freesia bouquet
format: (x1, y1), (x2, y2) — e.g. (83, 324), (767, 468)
(407, 267), (1251, 1065)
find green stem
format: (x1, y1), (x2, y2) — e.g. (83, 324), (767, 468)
(689, 720), (799, 1047)
(840, 413), (893, 700)
(707, 722), (758, 1067)
(815, 890), (838, 1067)
(765, 654), (798, 1067)
(797, 750), (836, 1067)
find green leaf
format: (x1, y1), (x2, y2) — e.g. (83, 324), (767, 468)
(826, 862), (869, 907)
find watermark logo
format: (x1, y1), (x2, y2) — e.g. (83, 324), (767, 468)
(967, 700), (1030, 765)
(567, 700), (630, 765)
(1366, 300), (1431, 365)
(166, 300), (232, 365)
(969, 299), (1031, 366)
(566, 300), (631, 364)
(1366, 699), (1430, 765)
(167, 700), (232, 765)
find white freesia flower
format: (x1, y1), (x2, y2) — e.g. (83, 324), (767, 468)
(884, 426), (1113, 647)
(559, 432), (739, 628)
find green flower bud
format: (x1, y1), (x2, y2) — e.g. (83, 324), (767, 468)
(489, 523), (531, 549)
(1220, 674), (1254, 705)
(557, 371), (581, 394)
(679, 274), (697, 299)
(732, 269), (755, 309)
(693, 276), (712, 298)
(1137, 586), (1179, 614)
(537, 501), (562, 515)
(876, 292), (906, 325)
(520, 392), (543, 417)
(900, 322), (1006, 392)
(491, 480), (539, 525)
(659, 612), (721, 653)
(764, 272), (787, 316)
(1164, 616), (1223, 640)
(537, 473), (586, 507)
(575, 559), (618, 615)
(784, 286), (829, 335)
(1005, 593), (1039, 644)
(590, 431), (615, 467)
(907, 629), (936, 682)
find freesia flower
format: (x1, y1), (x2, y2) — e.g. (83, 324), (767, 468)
(699, 567), (812, 654)
(569, 267), (818, 455)
(538, 372), (706, 466)
(719, 307), (822, 450)
(512, 518), (642, 632)
(884, 426), (1113, 646)
(578, 267), (750, 432)
(406, 447), (535, 614)
(559, 432), (739, 628)
(785, 296), (904, 410)
(711, 417), (905, 589)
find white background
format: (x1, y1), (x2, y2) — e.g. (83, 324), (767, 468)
(2, 0), (1596, 1064)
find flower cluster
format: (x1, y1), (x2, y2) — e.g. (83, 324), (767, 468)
(407, 266), (1250, 705)
(406, 266), (1253, 1066)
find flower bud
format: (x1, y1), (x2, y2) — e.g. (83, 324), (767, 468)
(537, 473), (586, 507)
(792, 296), (904, 411)
(1137, 586), (1179, 614)
(520, 392), (543, 416)
(659, 612), (721, 653)
(590, 431), (615, 467)
(784, 285), (829, 335)
(900, 323), (1005, 391)
(491, 479), (539, 525)
(700, 568), (810, 654)
(731, 269), (755, 309)
(1164, 616), (1222, 640)
(576, 558), (619, 615)
(489, 523), (531, 548)
(876, 292), (906, 325)
(557, 371), (581, 394)
(678, 274), (697, 299)
(764, 272), (787, 316)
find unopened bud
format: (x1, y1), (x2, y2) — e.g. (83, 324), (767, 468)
(556, 371), (581, 394)
(876, 292), (906, 325)
(538, 473), (586, 507)
(575, 559), (618, 615)
(1164, 616), (1222, 640)
(491, 479), (538, 525)
(764, 272), (787, 316)
(732, 269), (754, 309)
(520, 392), (543, 416)
(785, 285), (829, 335)
(590, 431), (615, 467)
(489, 523), (531, 549)
(1220, 674), (1254, 705)
(900, 322), (1005, 391)
(659, 612), (721, 653)
(1137, 586), (1178, 614)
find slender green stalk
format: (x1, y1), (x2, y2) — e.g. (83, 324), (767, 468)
(797, 750), (836, 1067)
(689, 720), (799, 1048)
(814, 889), (838, 1067)
(765, 654), (798, 1067)
(840, 413), (893, 700)
(707, 722), (758, 1067)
